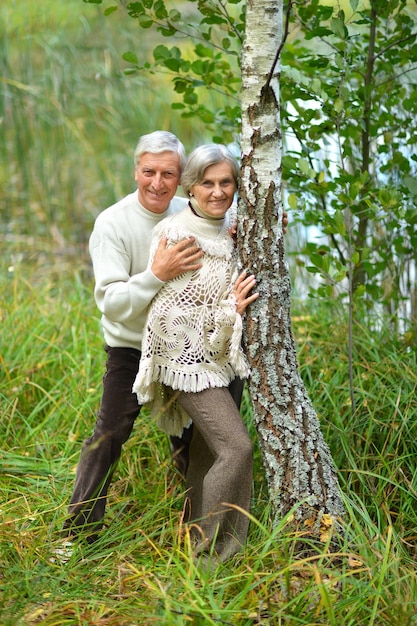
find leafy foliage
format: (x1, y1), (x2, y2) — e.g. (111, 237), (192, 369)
(84, 0), (244, 143)
(89, 0), (417, 329)
(282, 0), (417, 325)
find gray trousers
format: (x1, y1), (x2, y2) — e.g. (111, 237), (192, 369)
(176, 386), (253, 563)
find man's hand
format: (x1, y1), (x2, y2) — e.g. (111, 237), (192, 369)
(151, 236), (204, 281)
(233, 270), (259, 315)
(282, 210), (289, 233)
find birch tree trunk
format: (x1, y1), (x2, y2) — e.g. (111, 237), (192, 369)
(238, 0), (345, 534)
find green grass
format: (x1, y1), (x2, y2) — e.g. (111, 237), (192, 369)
(1, 263), (416, 625)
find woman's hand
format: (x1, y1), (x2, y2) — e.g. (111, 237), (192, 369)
(233, 270), (259, 315)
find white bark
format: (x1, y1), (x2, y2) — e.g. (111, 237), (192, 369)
(239, 0), (345, 528)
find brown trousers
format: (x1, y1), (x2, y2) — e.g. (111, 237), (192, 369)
(176, 387), (253, 563)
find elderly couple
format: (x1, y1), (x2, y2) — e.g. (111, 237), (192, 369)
(61, 130), (286, 567)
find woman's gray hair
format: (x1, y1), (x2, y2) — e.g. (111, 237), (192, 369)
(134, 131), (187, 171)
(181, 144), (240, 197)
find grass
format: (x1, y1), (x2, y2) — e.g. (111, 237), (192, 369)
(1, 262), (416, 625)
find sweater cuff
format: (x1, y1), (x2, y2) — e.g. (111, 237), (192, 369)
(148, 268), (166, 284)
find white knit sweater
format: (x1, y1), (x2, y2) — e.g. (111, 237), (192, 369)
(89, 191), (187, 349)
(132, 204), (250, 435)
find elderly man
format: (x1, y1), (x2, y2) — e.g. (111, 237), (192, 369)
(63, 131), (203, 541)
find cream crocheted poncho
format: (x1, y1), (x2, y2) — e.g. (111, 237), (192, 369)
(132, 204), (250, 436)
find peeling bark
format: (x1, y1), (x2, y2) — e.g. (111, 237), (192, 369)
(238, 0), (344, 530)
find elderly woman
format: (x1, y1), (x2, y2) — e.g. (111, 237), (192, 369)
(133, 144), (258, 565)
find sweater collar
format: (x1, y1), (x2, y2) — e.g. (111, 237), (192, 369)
(189, 198), (226, 222)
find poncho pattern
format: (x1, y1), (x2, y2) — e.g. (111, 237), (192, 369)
(132, 205), (250, 435)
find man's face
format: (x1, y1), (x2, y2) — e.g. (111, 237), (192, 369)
(134, 151), (181, 214)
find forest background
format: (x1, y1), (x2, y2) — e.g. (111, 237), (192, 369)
(1, 0), (416, 624)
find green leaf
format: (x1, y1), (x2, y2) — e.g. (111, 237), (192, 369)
(199, 109), (215, 123)
(355, 284), (366, 298)
(318, 284), (333, 297)
(311, 78), (321, 94)
(104, 6), (118, 15)
(211, 73), (222, 85)
(126, 2), (144, 17)
(306, 27), (333, 39)
(201, 15), (227, 25)
(195, 44), (214, 58)
(298, 158), (315, 178)
(330, 17), (347, 39)
(169, 9), (181, 21)
(153, 45), (184, 71)
(184, 92), (198, 105)
(173, 79), (188, 93)
(282, 155), (298, 171)
(334, 210), (346, 235)
(322, 254), (330, 273)
(153, 44), (169, 62)
(122, 51), (139, 65)
(288, 194), (298, 209)
(311, 252), (324, 269)
(165, 58), (181, 71)
(403, 175), (417, 196)
(154, 0), (168, 19)
(334, 269), (347, 282)
(191, 60), (206, 75)
(159, 24), (178, 36)
(138, 14), (154, 28)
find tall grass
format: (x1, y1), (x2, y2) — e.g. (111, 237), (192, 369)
(1, 0), (219, 256)
(1, 263), (416, 625)
(295, 305), (417, 557)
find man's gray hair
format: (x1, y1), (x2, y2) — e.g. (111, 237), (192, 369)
(181, 144), (240, 197)
(134, 131), (187, 171)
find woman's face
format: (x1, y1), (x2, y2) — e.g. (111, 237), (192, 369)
(191, 161), (236, 218)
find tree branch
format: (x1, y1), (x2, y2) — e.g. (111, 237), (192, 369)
(374, 31), (417, 61)
(262, 1), (293, 96)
